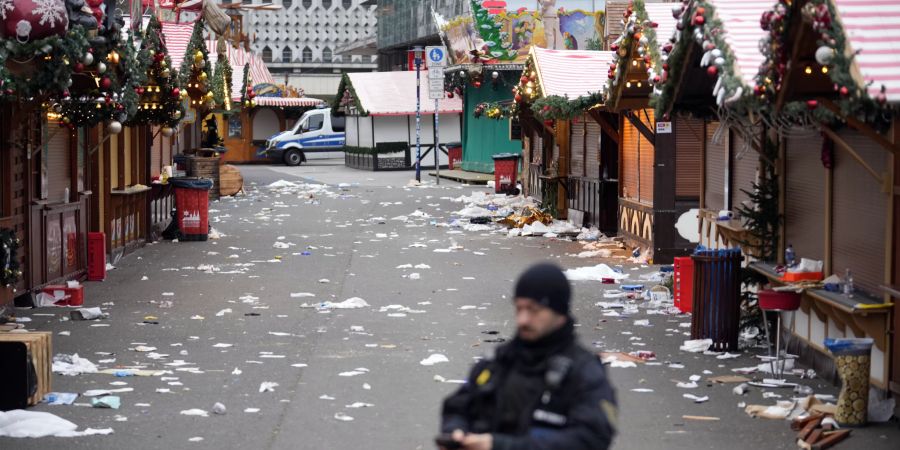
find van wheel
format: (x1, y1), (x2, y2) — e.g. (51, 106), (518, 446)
(283, 149), (303, 166)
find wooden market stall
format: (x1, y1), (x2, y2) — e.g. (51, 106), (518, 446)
(335, 71), (462, 169)
(604, 0), (694, 264)
(512, 46), (619, 231)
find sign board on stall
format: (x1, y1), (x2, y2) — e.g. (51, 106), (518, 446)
(656, 121), (672, 134)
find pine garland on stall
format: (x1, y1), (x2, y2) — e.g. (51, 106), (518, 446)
(239, 63), (256, 108)
(605, 0), (660, 109)
(332, 73), (364, 115)
(180, 19), (214, 110)
(211, 51), (233, 111)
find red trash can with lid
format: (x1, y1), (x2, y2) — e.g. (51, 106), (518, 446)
(492, 153), (520, 195)
(446, 142), (463, 170)
(170, 177), (213, 241)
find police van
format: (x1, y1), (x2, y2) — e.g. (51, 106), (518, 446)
(264, 107), (346, 166)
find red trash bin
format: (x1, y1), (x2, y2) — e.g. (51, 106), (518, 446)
(87, 232), (106, 281)
(674, 256), (694, 313)
(492, 153), (520, 194)
(171, 177), (213, 241)
(447, 142), (462, 170)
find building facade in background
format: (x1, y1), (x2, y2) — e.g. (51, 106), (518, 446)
(243, 0), (379, 100)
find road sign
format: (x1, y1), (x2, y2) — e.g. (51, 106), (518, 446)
(425, 46), (448, 67)
(428, 67), (445, 100)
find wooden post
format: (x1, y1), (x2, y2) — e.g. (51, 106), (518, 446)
(556, 120), (570, 219)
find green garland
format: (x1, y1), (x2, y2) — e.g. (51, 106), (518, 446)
(130, 16), (185, 128)
(470, 0), (516, 61)
(211, 51), (233, 111)
(0, 26), (91, 100)
(532, 93), (604, 121)
(757, 0), (891, 127)
(604, 1), (640, 109)
(473, 100), (517, 119)
(239, 63), (257, 109)
(0, 228), (22, 289)
(333, 72), (365, 115)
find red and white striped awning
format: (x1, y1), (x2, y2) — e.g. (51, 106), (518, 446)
(834, 0), (900, 103)
(531, 47), (615, 98)
(160, 21), (195, 69)
(707, 0), (772, 88)
(345, 71), (463, 116)
(253, 97), (326, 107)
(645, 2), (679, 53)
(206, 35), (275, 101)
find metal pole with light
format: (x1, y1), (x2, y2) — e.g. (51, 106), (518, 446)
(412, 46), (424, 182)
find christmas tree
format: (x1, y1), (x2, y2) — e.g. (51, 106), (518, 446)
(736, 139), (780, 262)
(131, 16), (185, 129)
(180, 18), (214, 110)
(240, 64), (256, 108)
(211, 47), (234, 111)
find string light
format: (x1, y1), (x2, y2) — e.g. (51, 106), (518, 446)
(804, 66), (812, 75)
(626, 81), (632, 88)
(821, 66), (828, 74)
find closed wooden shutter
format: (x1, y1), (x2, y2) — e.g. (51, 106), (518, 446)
(570, 119), (585, 177)
(585, 121), (601, 179)
(832, 129), (887, 294)
(533, 131), (543, 164)
(638, 109), (655, 204)
(705, 121), (727, 211)
(785, 134), (826, 262)
(46, 123), (71, 202)
(675, 116), (703, 199)
(622, 116), (640, 201)
(731, 135), (760, 209)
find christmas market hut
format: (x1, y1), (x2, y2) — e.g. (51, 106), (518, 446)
(483, 46), (617, 231)
(734, 0), (896, 394)
(334, 71), (462, 170)
(651, 0), (774, 258)
(604, 0), (689, 264)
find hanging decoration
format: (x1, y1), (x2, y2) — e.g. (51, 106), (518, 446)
(2, 0), (69, 43)
(179, 18), (213, 110)
(239, 63), (256, 109)
(0, 24), (90, 100)
(469, 0), (516, 61)
(332, 72), (365, 115)
(0, 228), (22, 289)
(130, 15), (184, 127)
(211, 46), (233, 112)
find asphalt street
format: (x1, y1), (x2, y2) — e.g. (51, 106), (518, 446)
(3, 159), (898, 449)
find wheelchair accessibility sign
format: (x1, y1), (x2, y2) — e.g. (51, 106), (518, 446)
(425, 46), (447, 67)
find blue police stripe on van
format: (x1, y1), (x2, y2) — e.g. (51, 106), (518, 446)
(275, 134), (345, 149)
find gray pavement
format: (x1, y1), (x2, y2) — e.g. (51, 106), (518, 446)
(3, 159), (897, 449)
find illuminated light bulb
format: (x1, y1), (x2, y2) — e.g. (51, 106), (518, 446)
(626, 81), (632, 88)
(632, 60), (637, 66)
(804, 66), (812, 75)
(821, 66), (828, 74)
(636, 81), (642, 88)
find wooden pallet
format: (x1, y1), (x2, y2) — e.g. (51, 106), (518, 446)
(0, 331), (52, 406)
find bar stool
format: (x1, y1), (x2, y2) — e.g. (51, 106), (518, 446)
(758, 290), (802, 379)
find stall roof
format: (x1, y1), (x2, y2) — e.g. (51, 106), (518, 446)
(644, 2), (679, 53)
(161, 21), (194, 70)
(254, 97), (325, 107)
(206, 36), (275, 101)
(709, 0), (772, 88)
(834, 0), (900, 103)
(344, 71), (463, 116)
(532, 47), (615, 98)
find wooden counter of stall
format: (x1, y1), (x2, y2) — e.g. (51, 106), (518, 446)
(750, 262), (893, 389)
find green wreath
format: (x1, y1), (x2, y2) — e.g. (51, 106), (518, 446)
(0, 228), (22, 289)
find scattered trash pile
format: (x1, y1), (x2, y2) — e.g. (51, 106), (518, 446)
(446, 191), (616, 243)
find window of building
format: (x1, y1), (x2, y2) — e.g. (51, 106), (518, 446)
(322, 47), (332, 62)
(302, 46), (312, 62)
(322, 0), (331, 8)
(283, 0), (291, 7)
(262, 46), (272, 63)
(302, 0), (311, 7)
(282, 47), (292, 62)
(242, 0), (251, 4)
(342, 0), (351, 8)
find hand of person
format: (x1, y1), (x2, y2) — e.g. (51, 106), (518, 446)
(437, 429), (466, 450)
(460, 432), (493, 450)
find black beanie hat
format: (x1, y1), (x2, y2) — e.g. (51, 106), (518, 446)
(514, 263), (571, 316)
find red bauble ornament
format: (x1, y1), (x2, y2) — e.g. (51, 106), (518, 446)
(136, 87), (144, 95)
(663, 43), (673, 54)
(543, 120), (554, 127)
(172, 88), (180, 97)
(706, 66), (718, 77)
(608, 71), (615, 79)
(839, 86), (849, 96)
(100, 77), (112, 90)
(753, 85), (764, 96)
(514, 94), (522, 102)
(610, 44), (619, 52)
(2, 0), (68, 42)
(520, 76), (528, 84)
(653, 75), (661, 84)
(73, 63), (85, 73)
(663, 63), (669, 71)
(693, 15), (705, 26)
(806, 100), (818, 110)
(447, 92), (454, 99)
(473, 81), (482, 88)
(696, 7), (706, 15)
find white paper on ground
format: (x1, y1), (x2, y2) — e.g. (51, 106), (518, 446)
(683, 394), (709, 403)
(564, 264), (628, 282)
(52, 354), (98, 376)
(680, 339), (713, 353)
(301, 298), (370, 310)
(259, 382), (279, 393)
(420, 354), (449, 366)
(179, 409), (209, 417)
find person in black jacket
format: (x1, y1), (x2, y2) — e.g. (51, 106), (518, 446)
(440, 262), (617, 450)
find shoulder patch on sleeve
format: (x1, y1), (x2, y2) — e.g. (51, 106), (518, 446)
(476, 368), (492, 386)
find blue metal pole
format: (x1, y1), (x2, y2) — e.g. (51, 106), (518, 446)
(415, 47), (422, 182)
(434, 98), (440, 185)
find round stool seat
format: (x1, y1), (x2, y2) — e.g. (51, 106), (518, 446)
(758, 290), (801, 311)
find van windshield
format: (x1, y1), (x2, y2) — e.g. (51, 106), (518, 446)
(307, 114), (324, 131)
